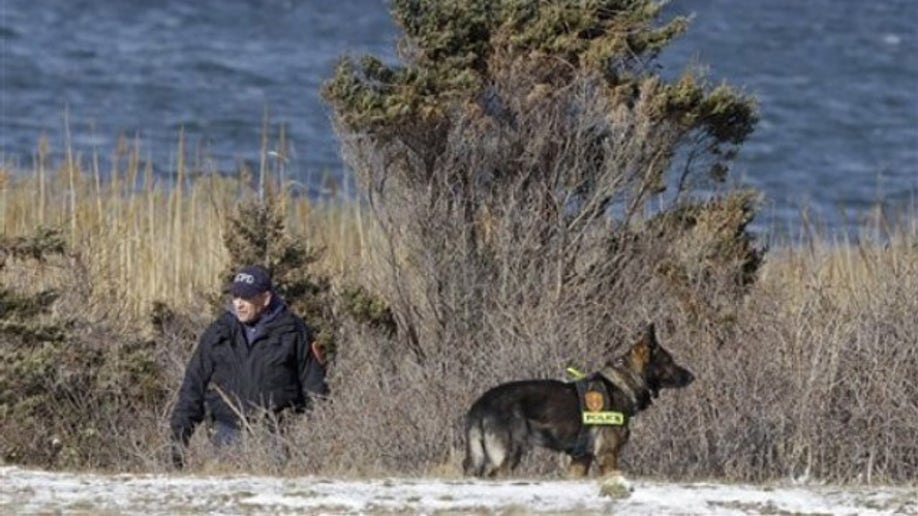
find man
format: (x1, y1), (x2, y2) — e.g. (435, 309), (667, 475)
(169, 265), (328, 468)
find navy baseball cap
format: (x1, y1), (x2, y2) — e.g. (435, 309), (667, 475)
(231, 265), (272, 298)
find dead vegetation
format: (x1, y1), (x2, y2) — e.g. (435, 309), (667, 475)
(1, 0), (915, 485)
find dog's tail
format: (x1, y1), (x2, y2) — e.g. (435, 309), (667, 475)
(463, 412), (488, 477)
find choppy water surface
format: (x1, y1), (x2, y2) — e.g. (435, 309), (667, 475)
(1, 0), (915, 235)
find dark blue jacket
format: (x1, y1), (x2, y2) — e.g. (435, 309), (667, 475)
(170, 298), (328, 444)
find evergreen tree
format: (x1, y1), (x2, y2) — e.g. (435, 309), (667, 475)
(323, 0), (761, 359)
(222, 198), (336, 355)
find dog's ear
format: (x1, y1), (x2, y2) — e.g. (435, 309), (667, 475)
(629, 332), (652, 371)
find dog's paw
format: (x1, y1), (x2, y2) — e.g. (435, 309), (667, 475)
(598, 472), (633, 499)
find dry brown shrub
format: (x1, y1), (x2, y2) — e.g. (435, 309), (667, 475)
(311, 1), (763, 480)
(0, 229), (171, 470)
(626, 233), (918, 483)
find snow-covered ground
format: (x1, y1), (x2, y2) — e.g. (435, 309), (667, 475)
(1, 466), (915, 515)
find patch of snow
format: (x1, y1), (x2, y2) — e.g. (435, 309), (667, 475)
(1, 466), (915, 515)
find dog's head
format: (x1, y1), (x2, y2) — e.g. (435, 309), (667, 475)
(625, 323), (694, 404)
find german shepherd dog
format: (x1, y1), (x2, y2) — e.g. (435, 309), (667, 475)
(463, 323), (693, 493)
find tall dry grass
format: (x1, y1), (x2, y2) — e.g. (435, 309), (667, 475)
(1, 136), (915, 483)
(0, 134), (369, 330)
(626, 224), (918, 483)
(290, 214), (917, 484)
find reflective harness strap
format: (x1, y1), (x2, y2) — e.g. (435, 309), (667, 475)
(571, 374), (612, 458)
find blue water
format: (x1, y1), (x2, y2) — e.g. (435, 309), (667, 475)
(1, 0), (916, 235)
(662, 0), (918, 235)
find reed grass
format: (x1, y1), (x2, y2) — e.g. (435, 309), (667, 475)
(2, 132), (915, 482)
(2, 132), (915, 328)
(0, 132), (370, 328)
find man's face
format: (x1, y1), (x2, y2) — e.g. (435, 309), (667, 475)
(232, 291), (271, 323)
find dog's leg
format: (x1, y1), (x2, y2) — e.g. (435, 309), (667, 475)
(596, 449), (619, 474)
(482, 426), (510, 477)
(463, 419), (486, 476)
(597, 449), (632, 499)
(596, 431), (633, 499)
(594, 427), (628, 475)
(506, 444), (524, 473)
(488, 433), (521, 477)
(493, 459), (514, 477)
(567, 455), (592, 477)
(487, 415), (531, 477)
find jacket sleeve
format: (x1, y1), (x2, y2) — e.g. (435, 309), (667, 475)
(169, 323), (218, 445)
(297, 322), (329, 406)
